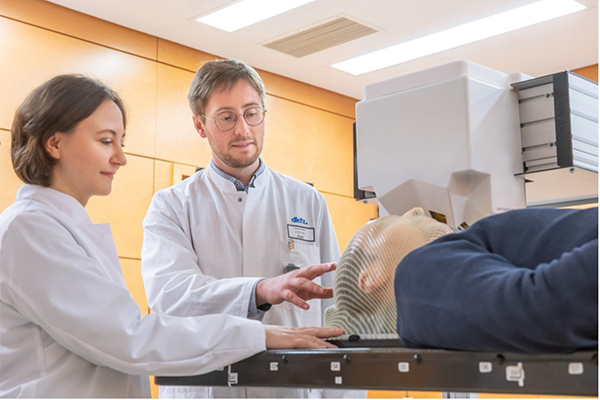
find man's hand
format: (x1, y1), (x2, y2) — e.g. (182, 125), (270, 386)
(256, 263), (336, 310)
(264, 325), (343, 349)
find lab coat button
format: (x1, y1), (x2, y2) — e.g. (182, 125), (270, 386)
(238, 197), (242, 202)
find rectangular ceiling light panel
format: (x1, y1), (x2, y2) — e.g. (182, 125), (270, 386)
(264, 17), (378, 57)
(332, 0), (586, 75)
(197, 0), (315, 32)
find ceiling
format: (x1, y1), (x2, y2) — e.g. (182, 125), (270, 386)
(45, 0), (598, 100)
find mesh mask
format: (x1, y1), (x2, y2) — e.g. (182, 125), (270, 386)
(324, 207), (453, 336)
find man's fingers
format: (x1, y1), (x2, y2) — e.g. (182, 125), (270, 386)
(261, 263), (336, 306)
(282, 289), (310, 310)
(296, 263), (336, 280)
(291, 277), (329, 297)
(303, 287), (333, 300)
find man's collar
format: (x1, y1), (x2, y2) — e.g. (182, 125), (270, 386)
(209, 158), (265, 192)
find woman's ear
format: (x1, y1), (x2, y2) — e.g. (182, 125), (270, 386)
(45, 133), (61, 160)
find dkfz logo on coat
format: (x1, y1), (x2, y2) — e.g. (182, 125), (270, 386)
(291, 217), (308, 225)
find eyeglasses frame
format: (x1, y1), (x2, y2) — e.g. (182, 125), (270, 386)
(201, 107), (267, 131)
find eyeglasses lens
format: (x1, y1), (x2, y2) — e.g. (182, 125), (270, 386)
(215, 107), (265, 130)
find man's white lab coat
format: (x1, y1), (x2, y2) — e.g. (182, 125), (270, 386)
(0, 184), (265, 398)
(142, 163), (342, 397)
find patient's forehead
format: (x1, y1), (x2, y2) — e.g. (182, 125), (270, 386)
(389, 211), (446, 233)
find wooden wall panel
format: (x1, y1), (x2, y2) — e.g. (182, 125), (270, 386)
(120, 258), (149, 317)
(153, 160), (199, 193)
(407, 391), (443, 398)
(0, 129), (24, 213)
(262, 95), (355, 197)
(0, 0), (157, 60)
(150, 379), (159, 399)
(321, 192), (378, 252)
(156, 39), (357, 118)
(0, 17), (157, 158)
(86, 155), (154, 259)
(572, 64), (598, 82)
(367, 390), (408, 398)
(260, 70), (357, 119)
(155, 64), (212, 166)
(173, 164), (199, 183)
(157, 38), (216, 71)
(154, 160), (174, 193)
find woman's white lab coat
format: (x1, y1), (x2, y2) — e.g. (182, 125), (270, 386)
(0, 184), (266, 398)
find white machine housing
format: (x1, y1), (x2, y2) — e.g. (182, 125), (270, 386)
(513, 71), (599, 208)
(356, 61), (529, 229)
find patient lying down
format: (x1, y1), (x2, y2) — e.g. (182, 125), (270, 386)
(326, 205), (598, 353)
(324, 207), (452, 337)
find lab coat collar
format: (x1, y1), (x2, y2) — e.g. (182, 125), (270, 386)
(16, 184), (92, 224)
(207, 158), (268, 193)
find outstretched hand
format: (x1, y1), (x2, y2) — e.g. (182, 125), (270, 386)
(256, 263), (336, 310)
(265, 325), (343, 349)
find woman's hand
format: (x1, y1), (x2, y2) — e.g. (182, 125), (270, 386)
(264, 325), (343, 349)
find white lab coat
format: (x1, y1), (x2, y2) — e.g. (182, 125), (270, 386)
(0, 184), (266, 398)
(142, 163), (347, 398)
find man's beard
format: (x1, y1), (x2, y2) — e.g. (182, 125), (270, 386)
(220, 147), (260, 168)
(208, 135), (264, 169)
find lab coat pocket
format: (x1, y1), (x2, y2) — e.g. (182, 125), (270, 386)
(279, 241), (321, 314)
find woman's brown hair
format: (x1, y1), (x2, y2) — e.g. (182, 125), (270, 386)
(11, 74), (126, 187)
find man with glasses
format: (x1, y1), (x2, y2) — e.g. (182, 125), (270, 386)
(141, 59), (350, 398)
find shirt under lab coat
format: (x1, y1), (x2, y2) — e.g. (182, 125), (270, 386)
(0, 184), (266, 398)
(142, 162), (344, 397)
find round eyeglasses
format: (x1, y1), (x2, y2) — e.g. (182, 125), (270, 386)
(203, 107), (267, 131)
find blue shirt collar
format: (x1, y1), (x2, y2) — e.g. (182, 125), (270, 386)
(209, 158), (265, 193)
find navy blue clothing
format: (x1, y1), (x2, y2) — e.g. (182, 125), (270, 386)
(395, 207), (598, 353)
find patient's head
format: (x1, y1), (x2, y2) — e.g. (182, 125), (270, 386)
(324, 207), (453, 335)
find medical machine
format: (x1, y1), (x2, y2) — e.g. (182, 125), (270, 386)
(354, 60), (598, 227)
(512, 70), (599, 208)
(157, 61), (599, 396)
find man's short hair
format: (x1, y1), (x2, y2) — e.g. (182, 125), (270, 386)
(11, 74), (126, 187)
(188, 59), (266, 119)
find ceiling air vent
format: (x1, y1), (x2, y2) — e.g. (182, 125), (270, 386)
(263, 17), (377, 58)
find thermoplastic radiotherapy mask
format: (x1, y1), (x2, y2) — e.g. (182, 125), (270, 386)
(324, 207), (453, 336)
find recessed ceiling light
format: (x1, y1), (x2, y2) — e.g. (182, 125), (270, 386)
(332, 0), (586, 75)
(197, 0), (315, 32)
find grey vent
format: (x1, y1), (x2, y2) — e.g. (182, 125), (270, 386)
(264, 17), (377, 58)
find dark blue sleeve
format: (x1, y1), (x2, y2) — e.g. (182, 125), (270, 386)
(394, 207), (598, 353)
